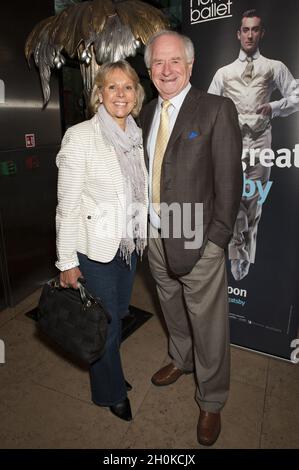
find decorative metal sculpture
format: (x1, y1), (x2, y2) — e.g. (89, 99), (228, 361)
(25, 0), (168, 105)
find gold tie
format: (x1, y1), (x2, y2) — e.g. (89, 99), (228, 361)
(242, 56), (254, 84)
(152, 100), (171, 213)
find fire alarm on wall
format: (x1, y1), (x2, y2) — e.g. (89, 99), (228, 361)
(25, 134), (36, 148)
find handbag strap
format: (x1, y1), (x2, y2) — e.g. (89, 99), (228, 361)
(77, 281), (92, 305)
(48, 278), (90, 303)
(47, 277), (111, 322)
(77, 282), (111, 322)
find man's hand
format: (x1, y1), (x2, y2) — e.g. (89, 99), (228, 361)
(256, 103), (272, 116)
(60, 267), (83, 289)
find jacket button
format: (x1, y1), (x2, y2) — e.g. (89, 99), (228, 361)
(87, 215), (91, 219)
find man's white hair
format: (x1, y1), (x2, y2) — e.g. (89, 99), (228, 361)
(144, 30), (195, 69)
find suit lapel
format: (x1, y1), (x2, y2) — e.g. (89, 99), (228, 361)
(141, 99), (157, 169)
(141, 87), (204, 166)
(166, 87), (204, 152)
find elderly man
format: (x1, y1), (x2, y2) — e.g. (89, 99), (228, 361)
(140, 30), (242, 446)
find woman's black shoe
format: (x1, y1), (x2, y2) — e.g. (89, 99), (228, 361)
(110, 397), (132, 421)
(125, 380), (132, 392)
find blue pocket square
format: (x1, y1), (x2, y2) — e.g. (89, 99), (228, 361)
(188, 131), (199, 140)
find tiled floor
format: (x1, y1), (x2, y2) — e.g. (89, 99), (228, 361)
(0, 260), (298, 449)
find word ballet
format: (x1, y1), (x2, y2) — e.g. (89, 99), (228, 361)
(190, 0), (233, 25)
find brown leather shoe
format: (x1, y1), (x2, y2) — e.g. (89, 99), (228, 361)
(197, 411), (221, 446)
(151, 363), (187, 386)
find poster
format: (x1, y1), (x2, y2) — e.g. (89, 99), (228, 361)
(182, 0), (299, 360)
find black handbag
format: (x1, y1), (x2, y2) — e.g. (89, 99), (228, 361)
(37, 278), (111, 364)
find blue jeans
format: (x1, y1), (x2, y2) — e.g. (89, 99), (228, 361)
(77, 250), (137, 406)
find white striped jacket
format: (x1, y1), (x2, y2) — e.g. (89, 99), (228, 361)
(55, 115), (148, 272)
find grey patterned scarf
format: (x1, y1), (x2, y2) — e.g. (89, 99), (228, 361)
(97, 104), (146, 265)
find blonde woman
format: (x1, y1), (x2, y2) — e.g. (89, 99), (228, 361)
(56, 61), (148, 421)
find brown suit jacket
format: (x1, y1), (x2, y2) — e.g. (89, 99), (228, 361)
(140, 86), (243, 276)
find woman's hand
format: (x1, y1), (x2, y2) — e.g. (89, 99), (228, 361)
(60, 267), (83, 289)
